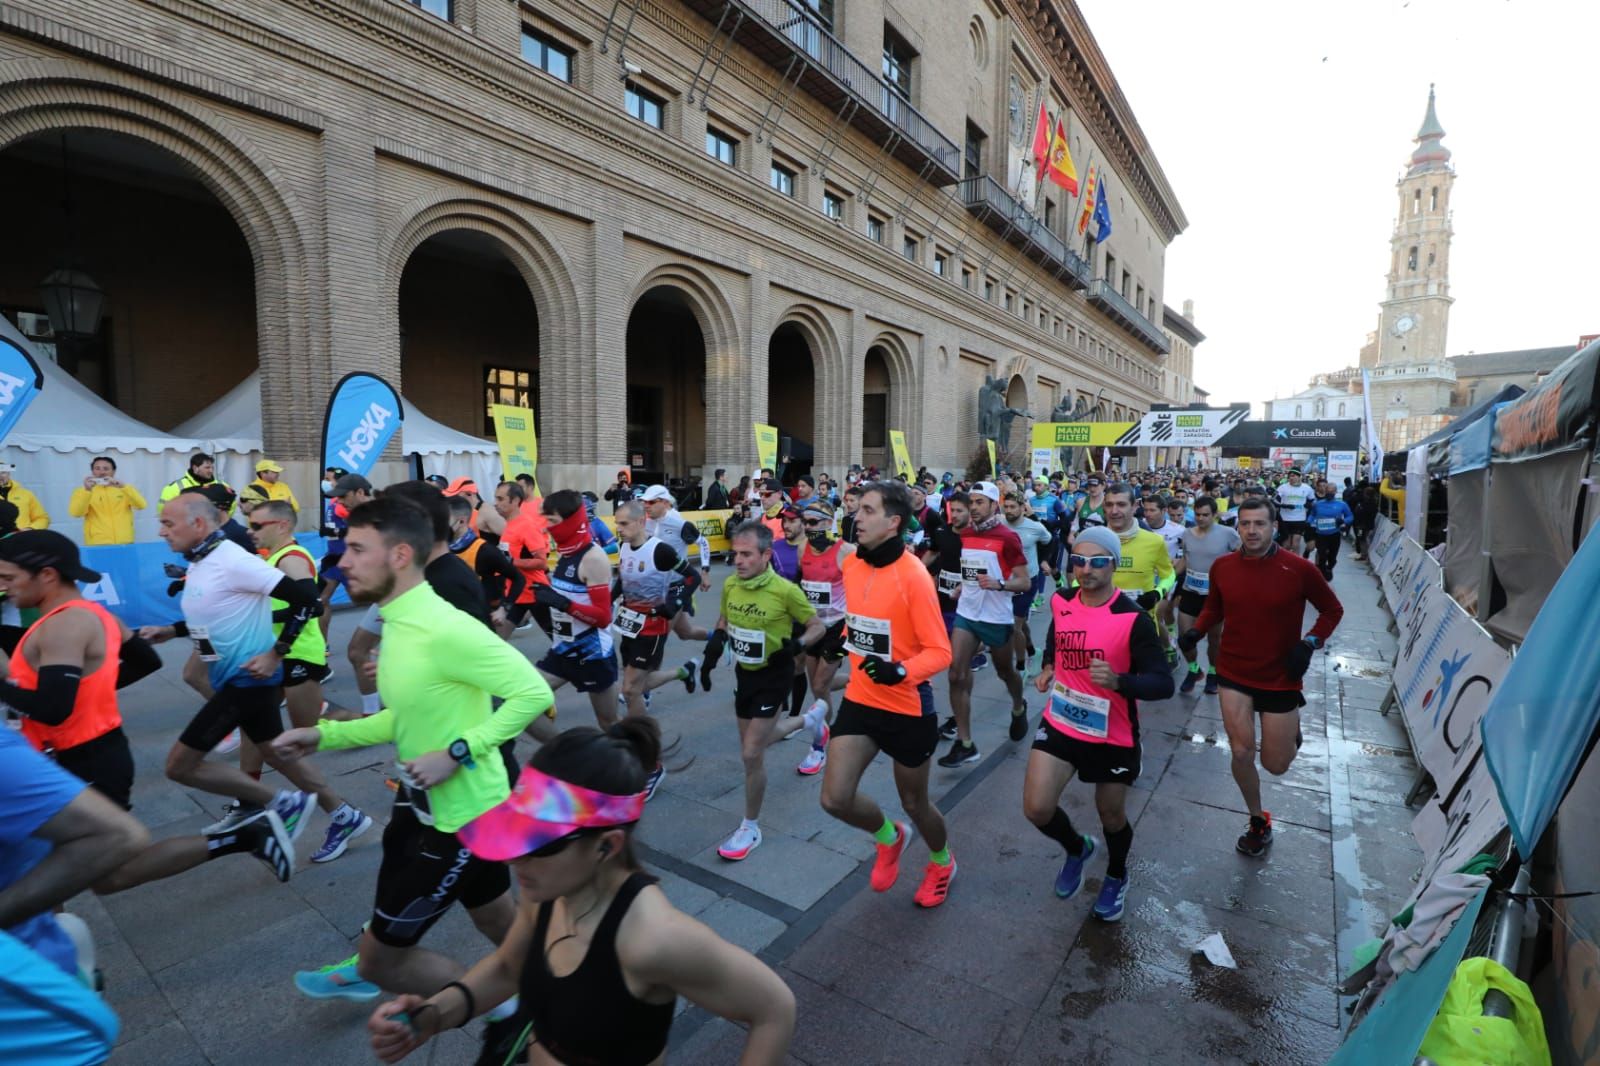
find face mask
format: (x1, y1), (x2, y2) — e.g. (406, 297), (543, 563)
(320, 480), (335, 495)
(806, 530), (832, 551)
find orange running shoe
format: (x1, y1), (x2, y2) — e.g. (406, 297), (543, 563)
(869, 822), (911, 892)
(913, 856), (957, 908)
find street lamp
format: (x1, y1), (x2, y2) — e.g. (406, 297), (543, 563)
(39, 133), (105, 374)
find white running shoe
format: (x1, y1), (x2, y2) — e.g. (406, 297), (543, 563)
(716, 822), (762, 861)
(212, 728), (241, 755)
(796, 746), (827, 775)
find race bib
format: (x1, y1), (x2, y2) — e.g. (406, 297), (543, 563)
(551, 611), (575, 641)
(844, 613), (892, 660)
(959, 551), (988, 588)
(1185, 569), (1209, 595)
(189, 624), (219, 663)
(395, 762), (436, 827)
(1314, 517), (1339, 533)
(937, 570), (961, 596)
(613, 606), (648, 638)
(1051, 682), (1111, 739)
(801, 580), (833, 608)
(728, 624), (766, 666)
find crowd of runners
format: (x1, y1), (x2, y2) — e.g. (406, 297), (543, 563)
(1, 456), (1367, 1064)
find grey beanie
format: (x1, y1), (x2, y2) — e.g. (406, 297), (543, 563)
(1072, 526), (1123, 567)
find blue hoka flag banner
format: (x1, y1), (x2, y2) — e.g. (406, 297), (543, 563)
(1481, 521), (1600, 859)
(321, 372), (403, 477)
(0, 335), (45, 446)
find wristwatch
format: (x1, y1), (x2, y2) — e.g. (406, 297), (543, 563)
(272, 640), (293, 657)
(1303, 635), (1322, 650)
(447, 739), (476, 769)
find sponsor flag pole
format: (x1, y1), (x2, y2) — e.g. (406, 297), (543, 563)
(322, 372), (404, 478)
(0, 334), (46, 447)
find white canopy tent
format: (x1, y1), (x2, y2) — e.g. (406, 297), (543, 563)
(0, 315), (210, 543)
(174, 371), (505, 494)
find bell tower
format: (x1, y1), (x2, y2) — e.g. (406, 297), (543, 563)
(1376, 85), (1455, 366)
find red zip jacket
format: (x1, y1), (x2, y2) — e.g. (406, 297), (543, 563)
(1192, 545), (1343, 691)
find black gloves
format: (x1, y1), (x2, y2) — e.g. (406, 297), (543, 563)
(532, 584), (573, 612)
(780, 636), (806, 660)
(1176, 628), (1202, 654)
(166, 580), (185, 598)
(861, 658), (908, 686)
(1285, 639), (1315, 681)
(822, 636), (849, 663)
(701, 631), (729, 690)
(1136, 589), (1161, 611)
(163, 562), (188, 580)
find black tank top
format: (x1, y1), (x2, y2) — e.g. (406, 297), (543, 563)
(521, 872), (675, 1065)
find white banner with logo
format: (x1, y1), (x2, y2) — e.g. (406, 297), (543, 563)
(1031, 448), (1054, 479)
(1114, 406), (1249, 447)
(1375, 519), (1441, 628)
(1327, 450), (1358, 484)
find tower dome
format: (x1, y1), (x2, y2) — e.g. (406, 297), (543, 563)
(1408, 84), (1451, 176)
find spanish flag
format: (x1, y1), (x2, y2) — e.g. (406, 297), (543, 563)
(1043, 118), (1078, 195)
(1075, 163), (1099, 236)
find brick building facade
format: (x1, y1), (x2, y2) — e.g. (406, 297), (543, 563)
(0, 0), (1185, 493)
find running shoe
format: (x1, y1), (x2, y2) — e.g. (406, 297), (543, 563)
(936, 740), (980, 768)
(938, 715), (958, 740)
(1093, 874), (1129, 922)
(1053, 835), (1097, 899)
(1008, 708), (1030, 742)
(643, 764), (667, 802)
(1179, 666), (1201, 694)
(912, 856), (956, 908)
(1165, 646), (1179, 666)
(311, 809), (373, 863)
(797, 702), (830, 776)
(1203, 672), (1220, 696)
(869, 822), (911, 892)
(232, 809), (294, 882)
(1237, 812), (1273, 857)
(716, 823), (762, 861)
(271, 789), (314, 844)
(796, 747), (826, 776)
(212, 728), (241, 755)
(202, 801), (262, 835)
(293, 956), (379, 1001)
(681, 659), (698, 694)
(970, 653), (989, 672)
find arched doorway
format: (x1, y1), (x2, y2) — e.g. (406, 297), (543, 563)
(397, 230), (539, 437)
(861, 346), (892, 473)
(627, 285), (707, 496)
(0, 129), (255, 426)
(1003, 374), (1029, 461)
(767, 322), (816, 482)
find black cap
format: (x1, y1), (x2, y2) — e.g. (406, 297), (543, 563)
(0, 530), (101, 583)
(424, 474), (449, 488)
(185, 483), (237, 510)
(331, 473), (373, 497)
(760, 478), (785, 494)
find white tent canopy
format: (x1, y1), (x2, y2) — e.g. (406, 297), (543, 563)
(0, 315), (208, 543)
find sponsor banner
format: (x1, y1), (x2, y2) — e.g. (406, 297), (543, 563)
(1490, 339), (1598, 463)
(888, 429), (915, 481)
(1327, 450), (1358, 483)
(490, 404), (538, 491)
(594, 510), (734, 556)
(753, 422), (778, 472)
(1113, 406), (1249, 447)
(1376, 522), (1441, 627)
(1409, 753), (1505, 894)
(0, 334), (44, 446)
(1212, 419), (1363, 450)
(985, 439), (997, 477)
(1031, 447), (1054, 479)
(1031, 421), (1137, 449)
(322, 372), (402, 477)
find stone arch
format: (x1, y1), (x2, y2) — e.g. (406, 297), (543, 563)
(772, 303), (846, 472)
(0, 58), (313, 450)
(382, 190), (583, 455)
(866, 329), (918, 448)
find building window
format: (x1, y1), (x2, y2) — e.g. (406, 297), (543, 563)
(485, 366), (534, 435)
(1053, 318), (1062, 337)
(903, 234), (919, 261)
(863, 393), (888, 449)
(1338, 401), (1347, 416)
(867, 215), (886, 243)
(706, 127), (738, 166)
(625, 82), (665, 128)
(770, 163), (796, 196)
(1121, 270), (1131, 299)
(520, 27), (574, 81)
(822, 189), (843, 220)
(964, 121), (985, 180)
(933, 250), (948, 276)
(1295, 404), (1303, 418)
(1004, 291), (1015, 312)
(408, 0), (451, 19)
(882, 26), (915, 102)
(1413, 189), (1421, 215)
(1430, 187), (1438, 210)
(984, 278), (995, 301)
(1407, 246), (1419, 271)
(1428, 247), (1436, 267)
(803, 0), (834, 29)
(962, 267), (973, 290)
(1105, 253), (1116, 284)
(1135, 284), (1144, 310)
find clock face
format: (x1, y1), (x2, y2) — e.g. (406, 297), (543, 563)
(1392, 313), (1418, 337)
(1007, 75), (1026, 146)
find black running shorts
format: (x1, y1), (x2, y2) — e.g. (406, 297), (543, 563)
(55, 728), (136, 811)
(178, 683), (283, 751)
(369, 803), (511, 948)
(1217, 675), (1307, 714)
(620, 633), (670, 672)
(283, 658), (332, 688)
(831, 684), (938, 768)
(1177, 590), (1208, 618)
(733, 659), (792, 720)
(1031, 722), (1142, 784)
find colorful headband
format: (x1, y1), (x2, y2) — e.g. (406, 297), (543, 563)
(459, 765), (646, 862)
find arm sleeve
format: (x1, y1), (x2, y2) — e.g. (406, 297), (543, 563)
(1119, 612), (1176, 701)
(680, 521), (700, 543)
(565, 584), (613, 628)
(441, 631), (555, 757)
(68, 489), (90, 518)
(900, 567), (953, 683)
(272, 577), (321, 646)
(1303, 563), (1345, 642)
(116, 635), (162, 689)
(318, 708), (397, 751)
(0, 668), (83, 726)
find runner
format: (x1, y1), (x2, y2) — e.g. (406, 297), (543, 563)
(939, 481), (1030, 769)
(270, 495), (554, 1035)
(1274, 468), (1315, 556)
(1176, 496), (1241, 695)
(1001, 490), (1052, 674)
(698, 521), (827, 861)
(818, 480), (956, 907)
(0, 531), (300, 888)
(1028, 477), (1069, 577)
(1307, 482), (1355, 580)
(1073, 475), (1107, 533)
(445, 494), (524, 636)
(838, 483), (863, 543)
(1141, 493), (1187, 661)
(795, 498), (853, 775)
(495, 481), (551, 635)
(1103, 484), (1176, 640)
(611, 501), (699, 726)
(640, 485), (710, 643)
(529, 490), (623, 731)
(1025, 527), (1174, 921)
(366, 719), (796, 1065)
(1178, 498), (1344, 856)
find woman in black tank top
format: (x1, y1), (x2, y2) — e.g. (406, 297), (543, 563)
(366, 719), (796, 1066)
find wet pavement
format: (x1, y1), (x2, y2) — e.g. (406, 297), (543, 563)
(85, 539), (1415, 1065)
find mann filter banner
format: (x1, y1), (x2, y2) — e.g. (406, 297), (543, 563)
(1112, 405), (1249, 447)
(753, 422), (778, 472)
(1032, 421), (1137, 449)
(491, 404), (539, 491)
(0, 335), (44, 446)
(322, 372), (402, 477)
(888, 429), (914, 481)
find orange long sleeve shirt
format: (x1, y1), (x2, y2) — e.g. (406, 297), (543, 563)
(840, 547), (952, 716)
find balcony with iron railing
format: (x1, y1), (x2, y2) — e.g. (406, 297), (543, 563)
(957, 175), (1091, 290)
(1088, 278), (1171, 355)
(676, 0), (961, 184)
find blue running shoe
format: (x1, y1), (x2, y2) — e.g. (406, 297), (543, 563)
(271, 789), (314, 844)
(294, 956), (379, 1001)
(1093, 874), (1129, 922)
(970, 653), (989, 672)
(1053, 835), (1097, 899)
(311, 809), (373, 863)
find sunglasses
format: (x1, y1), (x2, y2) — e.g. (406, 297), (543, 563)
(247, 520), (284, 530)
(520, 827), (599, 859)
(803, 519), (829, 528)
(1069, 554), (1117, 570)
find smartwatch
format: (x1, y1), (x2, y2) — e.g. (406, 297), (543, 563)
(447, 739), (476, 769)
(272, 640), (293, 657)
(1303, 635), (1322, 650)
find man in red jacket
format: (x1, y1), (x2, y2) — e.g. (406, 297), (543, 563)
(1179, 497), (1342, 857)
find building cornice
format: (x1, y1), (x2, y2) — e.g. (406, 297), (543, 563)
(1162, 303), (1204, 345)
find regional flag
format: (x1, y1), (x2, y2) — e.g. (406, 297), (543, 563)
(1091, 175), (1112, 243)
(1043, 118), (1078, 194)
(1030, 98), (1050, 170)
(1075, 164), (1098, 236)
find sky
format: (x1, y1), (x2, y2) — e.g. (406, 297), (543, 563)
(1076, 0), (1600, 409)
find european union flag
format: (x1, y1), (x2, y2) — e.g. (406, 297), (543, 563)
(1091, 183), (1112, 243)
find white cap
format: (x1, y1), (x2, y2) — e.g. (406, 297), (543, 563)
(972, 481), (1001, 502)
(0, 462), (15, 474)
(639, 484), (674, 503)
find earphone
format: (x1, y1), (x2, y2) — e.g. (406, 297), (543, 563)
(598, 843), (612, 858)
